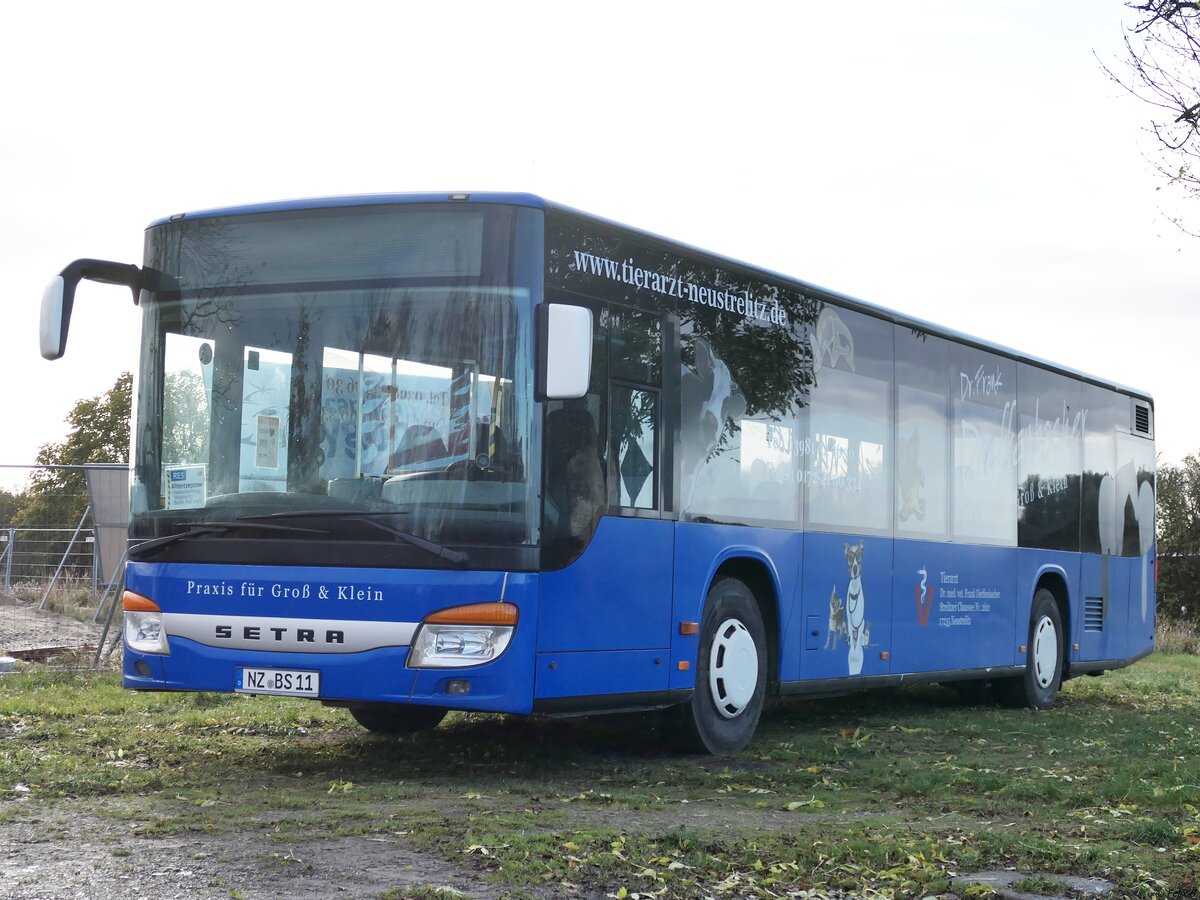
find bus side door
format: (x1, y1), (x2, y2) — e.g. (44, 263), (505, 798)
(536, 306), (676, 702)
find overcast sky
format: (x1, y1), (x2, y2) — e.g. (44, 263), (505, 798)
(1, 1), (1194, 491)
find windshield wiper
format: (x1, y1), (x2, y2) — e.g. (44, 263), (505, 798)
(237, 509), (408, 521)
(129, 520), (329, 561)
(347, 517), (469, 566)
(235, 510), (467, 565)
(200, 520), (331, 534)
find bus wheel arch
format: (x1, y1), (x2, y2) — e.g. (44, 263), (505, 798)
(1035, 572), (1072, 679)
(999, 582), (1066, 710)
(710, 557), (781, 696)
(669, 561), (777, 754)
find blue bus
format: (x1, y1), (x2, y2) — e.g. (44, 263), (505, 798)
(40, 193), (1156, 754)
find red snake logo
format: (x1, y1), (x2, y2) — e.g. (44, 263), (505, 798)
(915, 567), (933, 626)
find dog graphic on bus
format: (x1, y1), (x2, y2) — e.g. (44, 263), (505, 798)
(810, 307), (855, 375)
(824, 540), (869, 674)
(824, 587), (847, 650)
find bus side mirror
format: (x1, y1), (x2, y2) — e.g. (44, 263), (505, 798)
(40, 276), (70, 360)
(537, 303), (593, 400)
(39, 259), (144, 360)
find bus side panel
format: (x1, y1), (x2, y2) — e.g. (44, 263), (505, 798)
(536, 517), (673, 653)
(668, 522), (800, 692)
(1080, 555), (1155, 665)
(799, 532), (892, 681)
(532, 649), (673, 704)
(888, 540), (1017, 681)
(533, 517), (673, 703)
(1078, 554), (1118, 663)
(1125, 553), (1157, 660)
(1104, 555), (1135, 663)
(1016, 548), (1080, 664)
(890, 540), (1017, 675)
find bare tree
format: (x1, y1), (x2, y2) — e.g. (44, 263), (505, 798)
(1106, 2), (1200, 231)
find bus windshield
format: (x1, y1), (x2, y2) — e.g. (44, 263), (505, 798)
(131, 204), (537, 560)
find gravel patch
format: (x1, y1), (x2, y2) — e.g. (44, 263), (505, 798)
(0, 801), (520, 900)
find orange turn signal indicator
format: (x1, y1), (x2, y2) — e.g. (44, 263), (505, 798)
(122, 591), (160, 612)
(424, 602), (518, 626)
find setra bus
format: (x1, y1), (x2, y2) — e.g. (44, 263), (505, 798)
(39, 193), (1156, 754)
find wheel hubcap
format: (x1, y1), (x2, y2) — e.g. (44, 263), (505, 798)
(1031, 615), (1058, 689)
(709, 618), (758, 719)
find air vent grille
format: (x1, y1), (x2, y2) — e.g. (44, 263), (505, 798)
(1084, 596), (1104, 632)
(1134, 403), (1151, 435)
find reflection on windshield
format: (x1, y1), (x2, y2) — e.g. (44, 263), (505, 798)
(135, 286), (535, 549)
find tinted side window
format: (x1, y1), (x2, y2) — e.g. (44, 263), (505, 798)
(1082, 389), (1154, 559)
(542, 301), (608, 568)
(546, 210), (819, 528)
(895, 329), (950, 540)
(611, 385), (657, 508)
(952, 348), (1016, 546)
(609, 309), (661, 385)
(805, 307), (893, 535)
(677, 329), (802, 526)
(1017, 366), (1083, 552)
(608, 307), (663, 511)
(1081, 384), (1118, 555)
(1117, 418), (1156, 559)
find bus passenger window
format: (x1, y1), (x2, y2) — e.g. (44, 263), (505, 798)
(545, 404), (606, 541)
(611, 386), (657, 509)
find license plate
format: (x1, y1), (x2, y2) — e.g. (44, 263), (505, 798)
(236, 667), (320, 697)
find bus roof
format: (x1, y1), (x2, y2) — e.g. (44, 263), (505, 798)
(148, 192), (1152, 402)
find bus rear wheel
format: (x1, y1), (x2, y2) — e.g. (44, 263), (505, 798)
(668, 577), (767, 755)
(998, 588), (1063, 710)
(349, 703), (447, 734)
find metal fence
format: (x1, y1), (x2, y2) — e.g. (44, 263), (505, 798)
(0, 467), (126, 674)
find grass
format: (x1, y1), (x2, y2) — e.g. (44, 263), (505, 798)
(2, 656), (1200, 898)
(9, 575), (98, 623)
(1156, 618), (1200, 655)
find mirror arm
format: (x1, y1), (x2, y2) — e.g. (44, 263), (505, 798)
(41, 258), (145, 361)
(60, 259), (144, 303)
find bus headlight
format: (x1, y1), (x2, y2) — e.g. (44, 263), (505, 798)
(407, 602), (517, 669)
(123, 591), (169, 655)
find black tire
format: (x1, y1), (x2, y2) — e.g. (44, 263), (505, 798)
(998, 588), (1063, 710)
(668, 578), (768, 755)
(348, 703), (447, 734)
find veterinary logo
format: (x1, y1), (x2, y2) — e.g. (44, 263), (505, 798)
(915, 566), (933, 626)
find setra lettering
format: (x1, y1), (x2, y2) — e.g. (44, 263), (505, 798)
(210, 623), (346, 645)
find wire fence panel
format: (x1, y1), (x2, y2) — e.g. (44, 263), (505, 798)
(0, 467), (123, 673)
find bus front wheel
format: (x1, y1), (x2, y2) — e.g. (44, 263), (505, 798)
(668, 577), (767, 755)
(349, 703), (447, 734)
(998, 588), (1063, 710)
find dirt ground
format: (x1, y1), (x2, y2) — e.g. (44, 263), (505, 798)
(0, 797), (1112, 900)
(1, 796), (821, 899)
(0, 591), (107, 662)
(1, 799), (516, 900)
